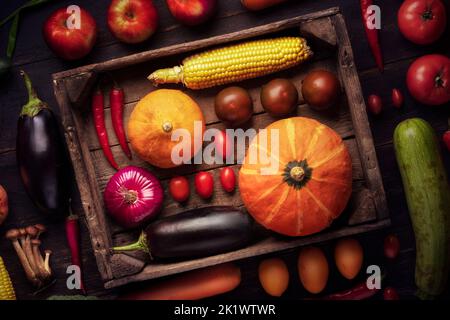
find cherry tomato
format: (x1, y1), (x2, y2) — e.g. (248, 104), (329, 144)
(398, 0), (447, 45)
(384, 234), (400, 259)
(443, 131), (450, 152)
(195, 171), (214, 199)
(169, 176), (190, 203)
(383, 287), (399, 300)
(214, 130), (232, 161)
(406, 54), (450, 106)
(367, 94), (383, 115)
(220, 167), (236, 193)
(391, 88), (404, 108)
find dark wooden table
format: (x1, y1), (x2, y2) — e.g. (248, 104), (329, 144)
(1, 0), (449, 300)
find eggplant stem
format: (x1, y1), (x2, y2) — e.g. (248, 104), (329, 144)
(113, 231), (151, 256)
(19, 70), (47, 117)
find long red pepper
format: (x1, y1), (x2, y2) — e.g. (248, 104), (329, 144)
(92, 88), (119, 170)
(360, 0), (384, 71)
(110, 85), (132, 159)
(65, 210), (86, 294)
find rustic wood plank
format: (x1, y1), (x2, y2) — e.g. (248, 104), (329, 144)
(53, 78), (114, 282)
(332, 13), (389, 220)
(105, 218), (390, 288)
(51, 9), (391, 289)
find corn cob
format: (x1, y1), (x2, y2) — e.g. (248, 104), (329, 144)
(148, 37), (312, 90)
(0, 256), (16, 300)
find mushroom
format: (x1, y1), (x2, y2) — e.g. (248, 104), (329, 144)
(31, 238), (52, 281)
(44, 250), (52, 276)
(24, 226), (40, 277)
(5, 229), (41, 287)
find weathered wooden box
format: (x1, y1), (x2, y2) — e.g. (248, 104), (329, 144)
(52, 7), (389, 289)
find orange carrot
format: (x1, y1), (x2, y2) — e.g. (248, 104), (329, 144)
(119, 263), (241, 300)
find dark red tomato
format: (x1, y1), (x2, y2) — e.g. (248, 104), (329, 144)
(443, 131), (450, 152)
(391, 88), (404, 108)
(214, 130), (233, 161)
(215, 87), (253, 127)
(261, 78), (298, 117)
(367, 94), (383, 115)
(398, 0), (447, 45)
(169, 176), (190, 202)
(384, 234), (400, 259)
(407, 54), (450, 106)
(195, 171), (214, 199)
(302, 70), (340, 110)
(383, 287), (400, 300)
(220, 167), (236, 193)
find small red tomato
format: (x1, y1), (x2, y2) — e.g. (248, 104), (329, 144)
(383, 287), (399, 300)
(384, 234), (400, 259)
(391, 89), (404, 108)
(367, 94), (383, 115)
(169, 176), (190, 202)
(195, 171), (214, 199)
(443, 131), (450, 152)
(220, 167), (236, 193)
(215, 130), (232, 161)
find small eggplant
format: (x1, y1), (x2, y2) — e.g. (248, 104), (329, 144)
(16, 71), (69, 217)
(114, 206), (255, 260)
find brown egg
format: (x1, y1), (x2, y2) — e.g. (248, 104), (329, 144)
(258, 258), (289, 297)
(334, 238), (363, 280)
(261, 78), (298, 117)
(215, 86), (253, 127)
(297, 247), (329, 294)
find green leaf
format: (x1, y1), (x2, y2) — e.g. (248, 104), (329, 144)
(0, 0), (54, 28)
(6, 13), (20, 59)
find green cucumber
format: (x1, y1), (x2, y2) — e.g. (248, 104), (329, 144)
(393, 118), (450, 299)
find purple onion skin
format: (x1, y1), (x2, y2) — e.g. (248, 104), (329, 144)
(104, 166), (164, 229)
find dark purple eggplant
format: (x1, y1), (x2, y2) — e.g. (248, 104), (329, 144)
(16, 70), (69, 217)
(113, 206), (255, 259)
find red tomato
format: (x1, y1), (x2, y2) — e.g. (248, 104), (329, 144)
(391, 88), (404, 108)
(443, 131), (450, 152)
(398, 0), (447, 45)
(215, 130), (232, 161)
(195, 171), (214, 199)
(383, 287), (400, 300)
(367, 94), (383, 115)
(220, 167), (236, 193)
(169, 176), (190, 202)
(406, 54), (450, 106)
(384, 234), (400, 259)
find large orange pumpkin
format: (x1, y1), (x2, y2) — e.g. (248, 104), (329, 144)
(239, 117), (352, 236)
(128, 89), (205, 168)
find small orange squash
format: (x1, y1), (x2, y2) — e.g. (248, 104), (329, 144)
(239, 117), (352, 236)
(128, 89), (205, 168)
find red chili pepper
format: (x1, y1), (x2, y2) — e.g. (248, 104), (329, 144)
(110, 85), (132, 159)
(92, 88), (119, 170)
(360, 0), (384, 71)
(319, 280), (380, 300)
(65, 210), (86, 294)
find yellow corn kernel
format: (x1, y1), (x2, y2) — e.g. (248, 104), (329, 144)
(0, 256), (16, 300)
(148, 37), (313, 90)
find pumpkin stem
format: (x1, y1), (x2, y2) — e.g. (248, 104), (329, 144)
(290, 166), (305, 182)
(162, 121), (173, 133)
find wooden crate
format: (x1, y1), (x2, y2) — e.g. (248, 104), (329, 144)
(52, 7), (389, 289)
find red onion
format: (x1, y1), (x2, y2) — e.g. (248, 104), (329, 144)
(104, 166), (164, 229)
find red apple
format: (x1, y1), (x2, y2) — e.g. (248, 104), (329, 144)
(166, 0), (216, 26)
(108, 0), (158, 44)
(43, 7), (97, 60)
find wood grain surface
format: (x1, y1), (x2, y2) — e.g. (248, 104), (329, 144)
(0, 0), (449, 300)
